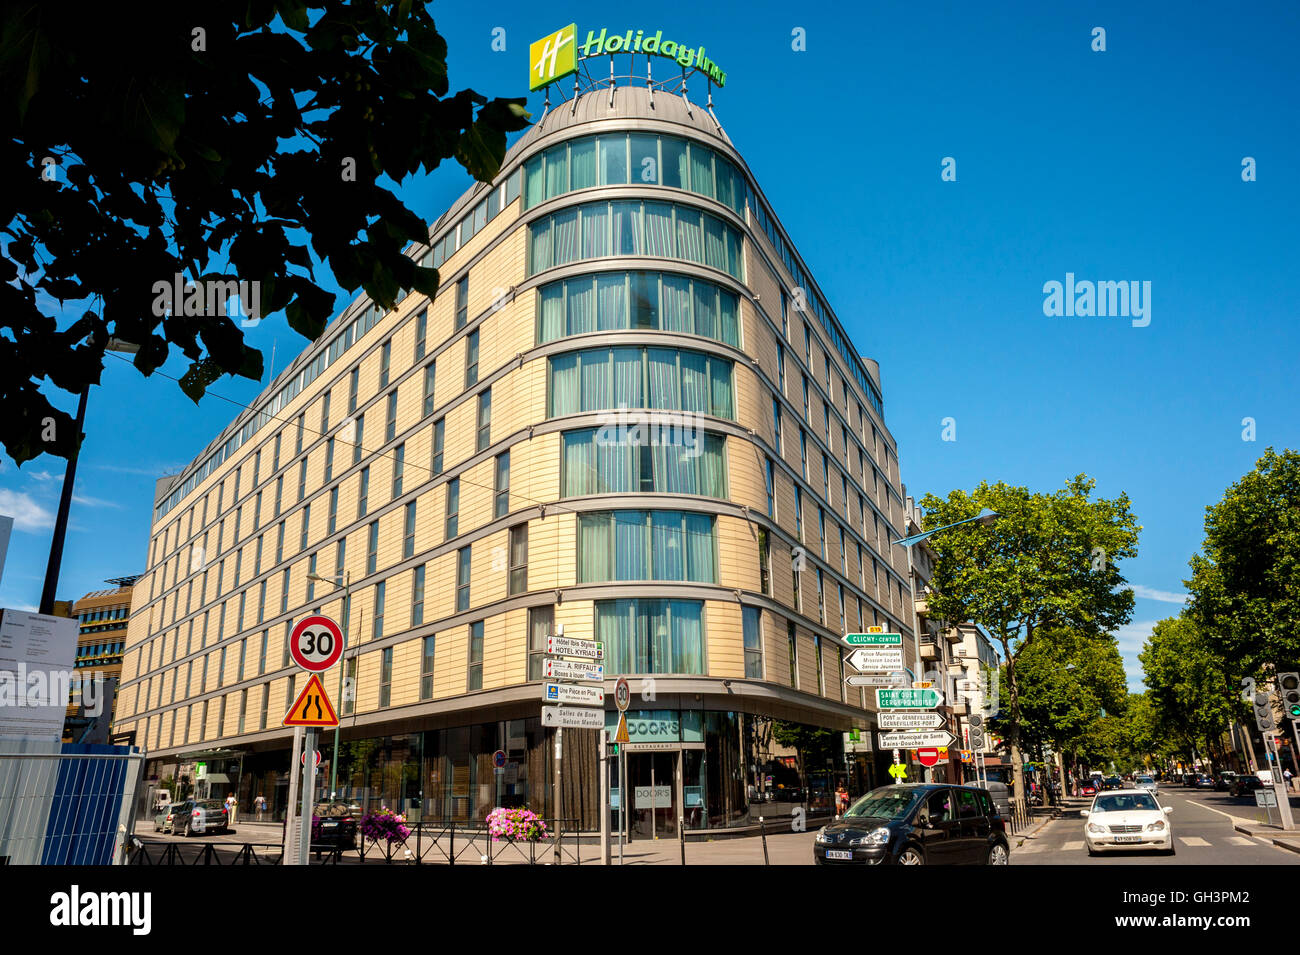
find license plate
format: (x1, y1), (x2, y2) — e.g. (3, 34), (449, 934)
(324, 821), (338, 827)
(1113, 835), (1142, 843)
(825, 849), (853, 860)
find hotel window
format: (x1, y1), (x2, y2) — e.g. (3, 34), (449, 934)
(814, 634), (824, 695)
(816, 569), (826, 624)
(328, 486), (339, 534)
(334, 537), (346, 579)
(285, 674), (295, 714)
(494, 452), (510, 518)
(351, 414), (364, 465)
(445, 478), (459, 538)
(802, 376), (810, 422)
(237, 638), (246, 680)
(273, 477), (283, 518)
(528, 199), (743, 281)
(296, 414), (304, 455)
(431, 419), (445, 475)
(217, 696), (226, 738)
(385, 391), (397, 443)
(764, 457), (776, 518)
(347, 367), (359, 415)
(379, 339), (391, 389)
(560, 428), (726, 498)
(237, 688), (247, 734)
(508, 524), (528, 594)
(794, 487), (804, 541)
(528, 607), (552, 680)
(282, 621), (291, 667)
(758, 527), (771, 596)
(372, 581), (385, 641)
(258, 684), (269, 730)
(596, 598), (704, 675)
(342, 658), (355, 715)
(392, 443), (405, 498)
(299, 503), (310, 551)
(803, 326), (811, 366)
(324, 437), (334, 482)
(379, 646), (392, 707)
(467, 621), (484, 690)
(456, 547), (471, 611)
(839, 527), (848, 574)
(818, 508), (826, 559)
(743, 606), (763, 679)
(411, 564), (426, 626)
(258, 629), (267, 675)
(419, 634), (435, 699)
(422, 361), (436, 416)
(298, 459), (307, 502)
(455, 277), (469, 331)
(772, 398), (782, 454)
(838, 584), (847, 632)
(465, 329), (479, 387)
(837, 647), (845, 701)
(357, 467), (369, 518)
(307, 553), (318, 601)
(403, 502), (416, 558)
(548, 346), (733, 420)
(414, 309), (428, 361)
(257, 579), (267, 624)
(776, 343), (785, 394)
(824, 402), (832, 446)
(367, 521), (378, 574)
(577, 510), (715, 584)
(218, 646), (227, 687)
(800, 430), (807, 479)
(536, 271), (739, 348)
(253, 450), (261, 486)
(477, 388), (492, 452)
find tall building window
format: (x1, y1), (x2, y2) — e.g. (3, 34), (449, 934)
(237, 688), (247, 735)
(431, 419), (445, 474)
(455, 277), (469, 331)
(357, 466), (369, 518)
(816, 568), (826, 624)
(392, 443), (405, 498)
(456, 547), (471, 612)
(787, 622), (798, 688)
(772, 397), (782, 454)
(411, 564), (426, 626)
(274, 477), (283, 517)
(549, 346), (733, 420)
(259, 684), (268, 730)
(818, 507), (826, 559)
(414, 309), (428, 362)
(237, 638), (246, 681)
(537, 271), (739, 347)
(385, 391), (398, 443)
(272, 432), (281, 473)
(420, 634), (435, 699)
(814, 633), (824, 695)
(758, 528), (771, 596)
(372, 581), (385, 641)
(403, 502), (416, 559)
(300, 503), (310, 551)
(561, 429), (726, 498)
(342, 658), (356, 716)
(422, 361), (436, 416)
(445, 479), (460, 539)
(296, 413), (304, 455)
(476, 389), (492, 452)
(494, 452), (510, 518)
(352, 414), (364, 465)
(527, 606), (552, 680)
(298, 459), (307, 502)
(776, 343), (785, 394)
(348, 366), (359, 414)
(577, 510), (715, 583)
(328, 486), (339, 534)
(367, 521), (378, 575)
(743, 607), (763, 679)
(307, 553), (318, 601)
(794, 486), (804, 541)
(258, 629), (267, 675)
(800, 430), (808, 479)
(379, 646), (392, 707)
(324, 437), (334, 482)
(596, 598), (704, 675)
(334, 537), (346, 580)
(467, 621), (484, 690)
(379, 339), (391, 389)
(465, 329), (479, 387)
(509, 524), (528, 594)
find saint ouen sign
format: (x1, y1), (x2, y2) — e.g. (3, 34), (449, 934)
(530, 23), (729, 91)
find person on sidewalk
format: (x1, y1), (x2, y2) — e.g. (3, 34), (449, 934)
(225, 793), (237, 825)
(835, 783), (850, 816)
(1285, 768), (1294, 792)
(254, 793), (267, 821)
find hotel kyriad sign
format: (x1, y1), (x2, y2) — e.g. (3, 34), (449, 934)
(530, 23), (727, 91)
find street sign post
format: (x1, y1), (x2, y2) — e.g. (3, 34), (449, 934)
(283, 673), (339, 727)
(544, 659), (604, 681)
(876, 688), (944, 709)
(844, 632), (903, 646)
(845, 673), (908, 687)
(546, 635), (604, 659)
(543, 682), (605, 706)
(878, 711), (946, 730)
(916, 747), (941, 768)
(289, 615), (344, 672)
(847, 646), (905, 672)
(541, 705), (605, 729)
(878, 730), (957, 749)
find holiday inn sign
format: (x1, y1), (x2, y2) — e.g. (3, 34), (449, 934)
(530, 23), (728, 91)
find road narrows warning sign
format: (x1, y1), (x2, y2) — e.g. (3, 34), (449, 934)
(283, 673), (339, 727)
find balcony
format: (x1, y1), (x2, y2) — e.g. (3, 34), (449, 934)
(919, 637), (941, 661)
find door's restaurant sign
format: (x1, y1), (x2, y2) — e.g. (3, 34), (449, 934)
(530, 23), (728, 91)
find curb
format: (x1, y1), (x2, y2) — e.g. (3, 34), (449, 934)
(1233, 823), (1300, 854)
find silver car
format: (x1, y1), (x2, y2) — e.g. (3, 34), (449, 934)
(1134, 775), (1158, 794)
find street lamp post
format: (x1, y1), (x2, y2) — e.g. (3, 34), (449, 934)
(307, 571), (351, 798)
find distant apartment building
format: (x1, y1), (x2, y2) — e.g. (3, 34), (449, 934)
(63, 576), (138, 742)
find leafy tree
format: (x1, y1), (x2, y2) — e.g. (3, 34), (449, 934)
(1186, 448), (1300, 675)
(920, 475), (1140, 808)
(1, 1), (529, 463)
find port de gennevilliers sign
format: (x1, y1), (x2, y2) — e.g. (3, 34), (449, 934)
(530, 23), (728, 91)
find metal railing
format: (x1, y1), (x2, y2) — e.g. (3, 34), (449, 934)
(364, 818), (591, 865)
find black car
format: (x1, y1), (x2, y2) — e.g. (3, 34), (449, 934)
(1102, 776), (1124, 791)
(1214, 772), (1238, 792)
(813, 784), (1009, 866)
(313, 800), (360, 848)
(1188, 773), (1215, 790)
(1231, 775), (1264, 798)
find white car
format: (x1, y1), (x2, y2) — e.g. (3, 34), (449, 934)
(1082, 789), (1174, 856)
(1134, 775), (1158, 793)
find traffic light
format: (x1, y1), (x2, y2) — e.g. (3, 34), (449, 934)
(969, 713), (986, 749)
(1254, 691), (1276, 732)
(1279, 673), (1300, 719)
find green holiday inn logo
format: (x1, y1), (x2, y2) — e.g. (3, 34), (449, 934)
(529, 24), (727, 91)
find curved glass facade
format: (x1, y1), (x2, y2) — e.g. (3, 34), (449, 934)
(561, 427), (727, 498)
(528, 199), (744, 281)
(577, 510), (716, 584)
(537, 270), (739, 347)
(549, 345), (734, 420)
(523, 132), (746, 217)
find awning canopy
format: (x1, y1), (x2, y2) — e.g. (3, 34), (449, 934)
(204, 773), (230, 785)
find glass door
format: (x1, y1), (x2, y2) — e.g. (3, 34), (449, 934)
(629, 752), (677, 840)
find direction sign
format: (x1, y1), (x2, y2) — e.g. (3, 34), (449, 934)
(541, 705), (605, 729)
(544, 659), (604, 682)
(547, 635), (604, 660)
(887, 763), (907, 780)
(283, 673), (339, 727)
(877, 730), (956, 749)
(845, 673), (907, 687)
(614, 676), (630, 712)
(847, 646), (904, 672)
(916, 747), (941, 767)
(844, 632), (903, 646)
(543, 682), (605, 706)
(876, 688), (944, 709)
(878, 711), (946, 730)
(289, 615), (344, 672)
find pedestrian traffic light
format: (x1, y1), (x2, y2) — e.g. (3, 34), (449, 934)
(1279, 673), (1300, 719)
(969, 713), (986, 749)
(1254, 691), (1276, 732)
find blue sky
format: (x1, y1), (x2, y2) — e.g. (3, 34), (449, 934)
(3, 1), (1297, 691)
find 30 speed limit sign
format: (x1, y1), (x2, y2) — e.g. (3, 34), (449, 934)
(290, 615), (344, 672)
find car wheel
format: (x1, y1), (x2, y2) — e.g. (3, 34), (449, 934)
(183, 820), (194, 838)
(1165, 844), (1176, 856)
(897, 847), (924, 865)
(987, 843), (1009, 865)
(1087, 845), (1097, 857)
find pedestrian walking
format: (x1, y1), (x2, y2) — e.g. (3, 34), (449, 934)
(225, 793), (237, 824)
(835, 783), (849, 816)
(1285, 768), (1294, 792)
(254, 794), (267, 821)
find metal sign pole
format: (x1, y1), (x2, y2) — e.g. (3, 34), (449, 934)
(299, 726), (318, 865)
(619, 746), (626, 865)
(1267, 735), (1295, 830)
(283, 726), (304, 864)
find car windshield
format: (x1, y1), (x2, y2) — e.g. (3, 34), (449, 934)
(1136, 777), (1153, 784)
(1095, 793), (1159, 813)
(844, 787), (924, 821)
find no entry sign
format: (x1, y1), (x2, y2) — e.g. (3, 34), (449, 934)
(290, 615), (344, 672)
(916, 747), (941, 767)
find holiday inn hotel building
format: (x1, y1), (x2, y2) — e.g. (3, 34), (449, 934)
(114, 52), (917, 836)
